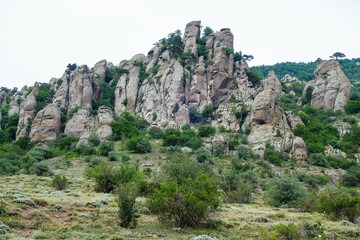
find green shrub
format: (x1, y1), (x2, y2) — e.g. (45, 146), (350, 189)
(88, 133), (100, 146)
(212, 143), (225, 157)
(264, 146), (286, 166)
(273, 223), (300, 240)
(316, 187), (360, 222)
(108, 151), (119, 161)
(194, 147), (212, 163)
(148, 127), (163, 139)
(218, 169), (254, 203)
(147, 174), (221, 228)
(234, 145), (250, 160)
(201, 105), (217, 120)
(266, 175), (306, 208)
(162, 128), (203, 150)
(166, 146), (181, 156)
(85, 162), (142, 193)
(189, 107), (203, 123)
(308, 153), (329, 168)
(126, 137), (152, 153)
(341, 167), (360, 187)
(51, 174), (68, 190)
(296, 173), (331, 190)
(116, 183), (139, 228)
(111, 110), (149, 140)
(28, 162), (52, 176)
(228, 138), (240, 150)
(198, 125), (216, 137)
(163, 154), (203, 184)
(98, 141), (114, 156)
(87, 157), (102, 167)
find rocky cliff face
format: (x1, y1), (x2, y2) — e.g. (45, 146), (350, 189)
(4, 21), (352, 162)
(304, 60), (351, 111)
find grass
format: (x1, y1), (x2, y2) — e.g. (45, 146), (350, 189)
(0, 140), (359, 239)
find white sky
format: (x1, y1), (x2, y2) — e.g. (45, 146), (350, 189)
(0, 0), (359, 89)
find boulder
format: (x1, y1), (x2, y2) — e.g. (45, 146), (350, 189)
(286, 111), (304, 130)
(29, 104), (61, 145)
(64, 109), (95, 138)
(311, 60), (351, 111)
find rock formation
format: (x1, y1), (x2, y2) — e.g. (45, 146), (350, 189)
(29, 104), (61, 145)
(262, 71), (282, 93)
(281, 74), (303, 86)
(248, 89), (307, 162)
(16, 85), (39, 139)
(183, 21), (201, 57)
(304, 60), (351, 111)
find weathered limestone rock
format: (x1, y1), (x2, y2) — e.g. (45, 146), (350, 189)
(291, 137), (308, 163)
(286, 111), (304, 130)
(93, 59), (107, 101)
(281, 74), (302, 86)
(262, 71), (282, 93)
(325, 145), (346, 158)
(311, 60), (351, 111)
(52, 73), (69, 109)
(68, 65), (93, 111)
(212, 103), (244, 133)
(0, 91), (6, 107)
(95, 106), (113, 141)
(29, 104), (61, 145)
(8, 93), (20, 116)
(16, 85), (39, 139)
(183, 21), (201, 57)
(248, 89), (307, 162)
(64, 109), (95, 138)
(175, 105), (190, 129)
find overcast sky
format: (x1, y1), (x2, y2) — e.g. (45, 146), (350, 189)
(0, 0), (359, 89)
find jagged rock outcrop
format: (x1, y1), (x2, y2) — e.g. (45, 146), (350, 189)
(29, 104), (61, 145)
(212, 102), (244, 133)
(92, 59), (107, 101)
(306, 60), (351, 111)
(64, 109), (95, 138)
(183, 21), (201, 57)
(8, 93), (21, 116)
(52, 73), (70, 109)
(68, 65), (94, 111)
(0, 91), (7, 107)
(286, 111), (304, 130)
(281, 74), (302, 86)
(248, 89), (307, 161)
(16, 84), (39, 139)
(64, 106), (113, 142)
(94, 106), (113, 141)
(262, 71), (282, 93)
(325, 145), (346, 158)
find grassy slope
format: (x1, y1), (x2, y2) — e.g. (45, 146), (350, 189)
(0, 141), (359, 240)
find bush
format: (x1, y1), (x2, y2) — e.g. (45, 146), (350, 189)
(267, 175), (306, 208)
(163, 154), (204, 184)
(273, 223), (300, 240)
(308, 153), (329, 168)
(234, 145), (250, 159)
(116, 183), (139, 228)
(148, 127), (163, 139)
(189, 107), (203, 123)
(218, 169), (254, 203)
(341, 167), (360, 187)
(85, 162), (142, 193)
(147, 174), (221, 228)
(126, 137), (152, 153)
(88, 133), (100, 146)
(316, 187), (360, 222)
(108, 151), (119, 161)
(198, 125), (216, 137)
(87, 157), (102, 167)
(28, 162), (52, 176)
(51, 174), (68, 190)
(111, 110), (149, 140)
(212, 143), (225, 157)
(264, 146), (287, 166)
(98, 141), (114, 156)
(166, 146), (181, 156)
(194, 147), (212, 163)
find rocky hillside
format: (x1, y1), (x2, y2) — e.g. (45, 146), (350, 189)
(0, 21), (354, 163)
